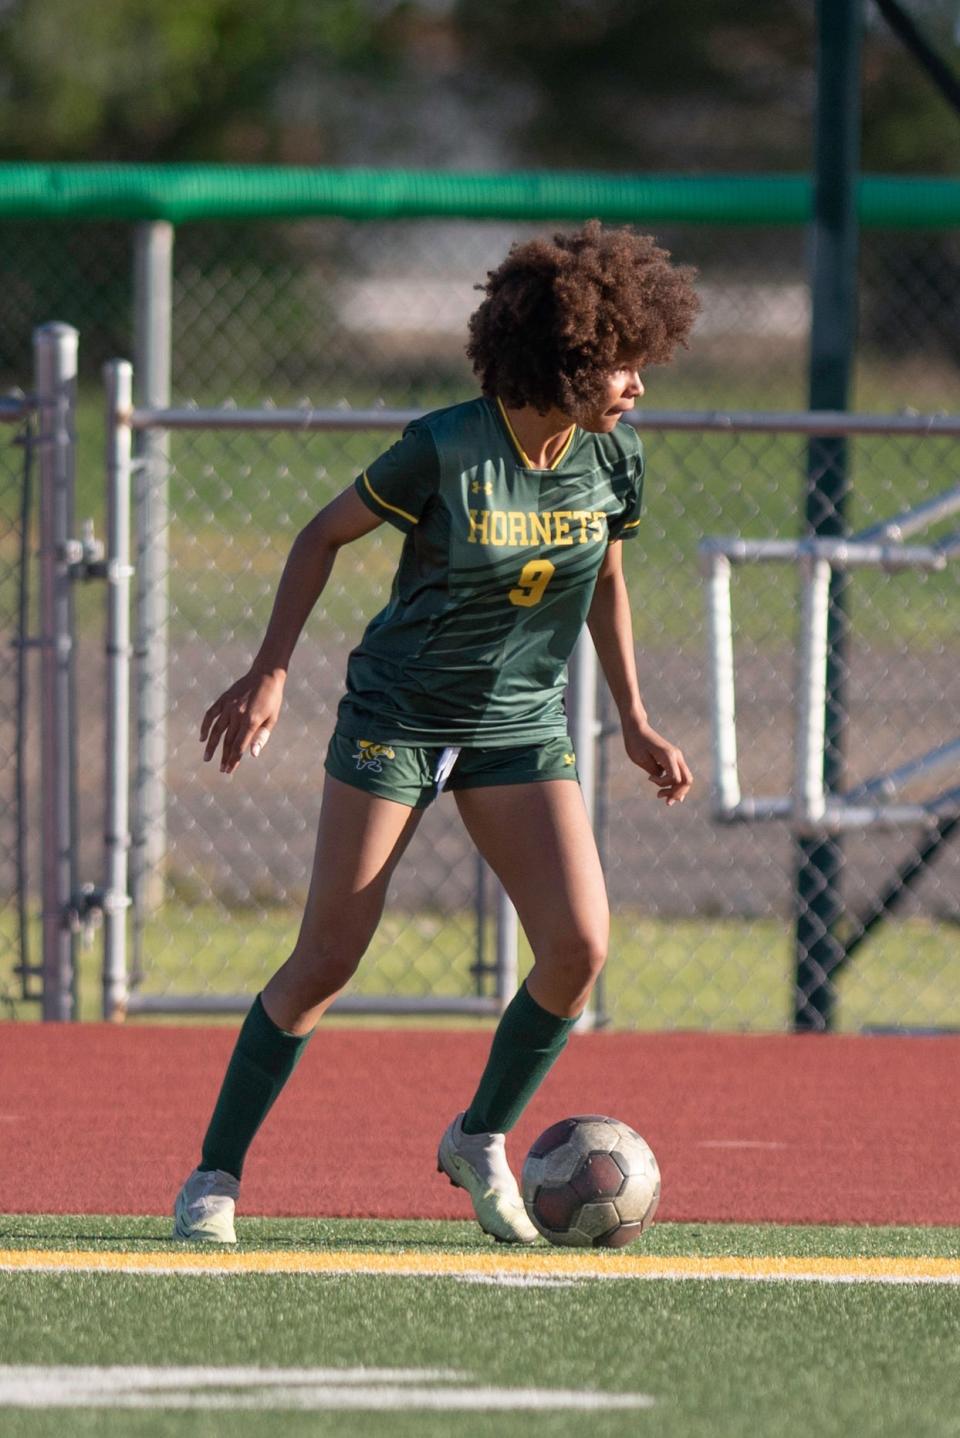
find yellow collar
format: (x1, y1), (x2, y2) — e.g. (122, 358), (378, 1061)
(496, 398), (576, 471)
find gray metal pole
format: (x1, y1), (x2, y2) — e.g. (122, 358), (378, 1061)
(34, 323), (79, 1021)
(103, 361), (135, 1020)
(127, 405), (960, 437)
(132, 221), (173, 920)
(568, 630), (601, 1027)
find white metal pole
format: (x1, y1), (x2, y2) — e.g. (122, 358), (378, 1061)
(494, 881), (518, 1013)
(132, 221), (173, 917)
(103, 361), (134, 1020)
(568, 630), (599, 823)
(855, 483), (960, 543)
(845, 737), (960, 804)
(704, 551), (741, 816)
(34, 323), (78, 1021)
(567, 628), (601, 1028)
(795, 556), (832, 827)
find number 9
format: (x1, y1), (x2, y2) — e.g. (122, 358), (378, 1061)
(508, 558), (556, 607)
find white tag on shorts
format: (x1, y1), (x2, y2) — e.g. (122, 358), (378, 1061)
(434, 745), (462, 794)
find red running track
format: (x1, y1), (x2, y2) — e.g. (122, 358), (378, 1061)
(1, 1025), (958, 1225)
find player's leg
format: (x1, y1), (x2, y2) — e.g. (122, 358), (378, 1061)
(438, 774), (607, 1242)
(455, 776), (608, 1125)
(174, 773), (424, 1241)
(262, 774), (426, 1033)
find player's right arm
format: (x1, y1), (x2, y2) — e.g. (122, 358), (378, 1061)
(201, 485), (383, 775)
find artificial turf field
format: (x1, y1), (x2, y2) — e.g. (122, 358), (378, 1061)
(3, 1215), (960, 1436)
(3, 1025), (960, 1434)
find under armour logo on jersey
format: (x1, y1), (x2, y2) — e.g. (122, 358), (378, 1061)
(353, 740), (396, 773)
(470, 479), (494, 496)
(563, 753), (576, 766)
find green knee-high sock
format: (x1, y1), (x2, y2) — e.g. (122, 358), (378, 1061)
(199, 993), (311, 1179)
(461, 981), (577, 1135)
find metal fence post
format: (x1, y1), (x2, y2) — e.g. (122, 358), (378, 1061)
(703, 550), (741, 816)
(132, 221), (173, 921)
(34, 322), (78, 1021)
(569, 631), (599, 827)
(794, 555), (832, 830)
(794, 0), (862, 1030)
(103, 361), (135, 1020)
(568, 629), (603, 1026)
(494, 882), (518, 1013)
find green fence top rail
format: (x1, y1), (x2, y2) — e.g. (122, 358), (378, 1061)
(0, 165), (958, 227)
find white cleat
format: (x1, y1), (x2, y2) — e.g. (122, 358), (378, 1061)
(437, 1112), (539, 1245)
(172, 1166), (240, 1243)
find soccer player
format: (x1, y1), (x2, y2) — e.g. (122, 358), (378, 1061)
(174, 221), (698, 1244)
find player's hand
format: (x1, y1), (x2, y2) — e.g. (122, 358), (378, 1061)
(200, 668), (286, 776)
(622, 719), (693, 807)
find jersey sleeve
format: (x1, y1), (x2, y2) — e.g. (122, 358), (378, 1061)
(355, 421), (440, 534)
(607, 435), (645, 542)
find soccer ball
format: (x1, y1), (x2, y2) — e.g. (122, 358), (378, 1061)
(521, 1114), (660, 1248)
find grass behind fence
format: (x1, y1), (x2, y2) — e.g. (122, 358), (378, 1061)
(4, 909), (958, 1035)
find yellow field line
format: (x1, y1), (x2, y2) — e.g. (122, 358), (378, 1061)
(2, 1249), (960, 1284)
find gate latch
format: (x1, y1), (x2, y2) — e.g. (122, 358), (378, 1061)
(67, 883), (104, 950)
(62, 519), (107, 580)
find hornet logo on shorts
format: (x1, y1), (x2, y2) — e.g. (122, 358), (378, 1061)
(353, 740), (396, 773)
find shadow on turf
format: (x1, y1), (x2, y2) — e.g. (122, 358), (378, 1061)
(0, 1218), (491, 1252)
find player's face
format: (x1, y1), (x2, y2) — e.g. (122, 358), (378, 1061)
(578, 362), (645, 433)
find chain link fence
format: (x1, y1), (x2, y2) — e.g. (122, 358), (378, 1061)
(3, 218), (959, 413)
(3, 201), (958, 1029)
(88, 405), (953, 1031)
(0, 395), (34, 1017)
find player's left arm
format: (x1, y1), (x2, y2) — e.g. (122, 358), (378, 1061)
(586, 541), (693, 807)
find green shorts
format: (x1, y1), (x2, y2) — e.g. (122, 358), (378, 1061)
(324, 730), (580, 809)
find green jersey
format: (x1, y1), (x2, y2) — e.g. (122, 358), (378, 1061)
(338, 395), (644, 747)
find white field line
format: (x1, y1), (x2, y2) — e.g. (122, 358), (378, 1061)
(0, 1365), (656, 1412)
(1, 1248), (960, 1286)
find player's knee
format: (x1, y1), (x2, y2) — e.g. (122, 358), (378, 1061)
(282, 935), (366, 1007)
(295, 901), (381, 974)
(302, 951), (363, 1001)
(544, 931), (608, 999)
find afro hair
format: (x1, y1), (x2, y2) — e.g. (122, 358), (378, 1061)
(466, 221), (699, 419)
